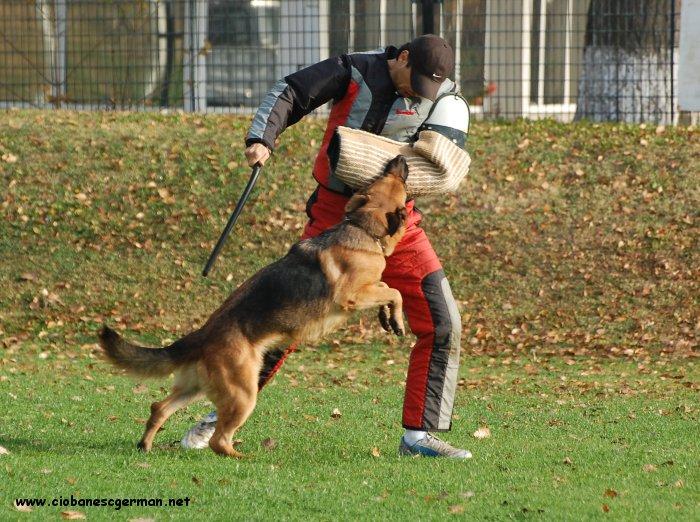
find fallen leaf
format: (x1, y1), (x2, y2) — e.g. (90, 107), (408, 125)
(643, 464), (657, 473)
(331, 408), (342, 419)
(473, 426), (491, 439)
(563, 457), (573, 465)
(448, 504), (465, 514)
(371, 446), (381, 458)
(261, 438), (277, 450)
(0, 445), (9, 455)
(61, 511), (86, 519)
(459, 491), (475, 499)
(602, 504), (610, 513)
(132, 383), (148, 394)
(604, 489), (618, 498)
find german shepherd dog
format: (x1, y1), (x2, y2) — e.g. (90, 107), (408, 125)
(99, 155), (409, 457)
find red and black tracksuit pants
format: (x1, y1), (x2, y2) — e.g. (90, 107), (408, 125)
(257, 186), (462, 431)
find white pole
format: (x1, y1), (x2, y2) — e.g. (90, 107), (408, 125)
(379, 0), (386, 48)
(194, 0), (208, 111)
(55, 0), (67, 105)
(412, 0), (418, 37)
(183, 0), (193, 111)
(144, 0), (168, 100)
(483, 0), (491, 114)
(349, 0), (355, 52)
(522, 0), (533, 117)
(319, 0), (329, 60)
(563, 0), (572, 105)
(455, 0), (463, 89)
(537, 0), (546, 106)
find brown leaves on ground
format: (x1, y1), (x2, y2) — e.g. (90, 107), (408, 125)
(132, 383), (148, 394)
(604, 489), (618, 498)
(2, 114), (698, 365)
(261, 438), (278, 450)
(473, 426), (491, 439)
(61, 511), (86, 520)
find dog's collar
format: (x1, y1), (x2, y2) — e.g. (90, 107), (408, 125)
(343, 217), (386, 255)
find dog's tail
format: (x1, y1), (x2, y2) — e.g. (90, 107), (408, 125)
(98, 325), (203, 377)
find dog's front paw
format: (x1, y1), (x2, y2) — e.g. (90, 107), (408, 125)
(378, 306), (392, 332)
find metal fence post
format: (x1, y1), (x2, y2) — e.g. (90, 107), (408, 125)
(183, 0), (208, 112)
(54, 0), (67, 106)
(183, 0), (192, 111)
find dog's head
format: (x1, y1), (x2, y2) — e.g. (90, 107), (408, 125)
(344, 155), (409, 256)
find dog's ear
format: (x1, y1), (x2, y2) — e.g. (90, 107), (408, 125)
(383, 155), (409, 182)
(385, 207), (407, 236)
(345, 193), (370, 213)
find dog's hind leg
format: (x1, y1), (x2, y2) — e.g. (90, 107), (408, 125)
(206, 350), (261, 458)
(138, 367), (203, 452)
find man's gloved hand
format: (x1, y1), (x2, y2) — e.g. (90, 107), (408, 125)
(244, 143), (271, 167)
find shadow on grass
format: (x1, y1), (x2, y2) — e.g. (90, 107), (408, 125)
(1, 435), (204, 460)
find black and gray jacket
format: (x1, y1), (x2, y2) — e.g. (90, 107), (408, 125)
(246, 46), (455, 194)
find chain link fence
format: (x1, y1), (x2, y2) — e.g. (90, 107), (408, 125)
(0, 0), (691, 123)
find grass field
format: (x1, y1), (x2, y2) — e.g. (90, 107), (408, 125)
(0, 111), (698, 520)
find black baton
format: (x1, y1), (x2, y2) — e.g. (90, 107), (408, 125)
(202, 163), (262, 277)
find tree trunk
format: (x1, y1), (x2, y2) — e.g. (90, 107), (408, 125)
(35, 0), (56, 105)
(575, 0), (676, 124)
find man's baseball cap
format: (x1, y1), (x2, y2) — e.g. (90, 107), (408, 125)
(408, 34), (455, 101)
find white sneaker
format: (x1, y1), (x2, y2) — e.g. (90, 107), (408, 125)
(180, 411), (217, 449)
(399, 433), (472, 459)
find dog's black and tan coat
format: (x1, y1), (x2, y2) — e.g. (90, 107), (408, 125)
(99, 156), (410, 457)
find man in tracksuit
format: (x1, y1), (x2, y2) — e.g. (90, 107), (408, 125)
(182, 34), (470, 459)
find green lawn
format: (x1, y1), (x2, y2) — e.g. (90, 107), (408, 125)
(0, 111), (698, 520)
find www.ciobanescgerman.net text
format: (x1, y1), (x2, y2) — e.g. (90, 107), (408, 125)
(15, 495), (191, 510)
